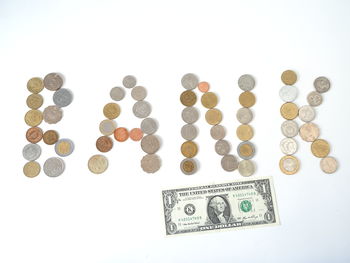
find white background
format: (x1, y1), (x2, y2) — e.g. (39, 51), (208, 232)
(1, 0), (350, 262)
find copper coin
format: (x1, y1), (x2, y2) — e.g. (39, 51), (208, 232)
(205, 108), (222, 125)
(320, 156), (338, 174)
(26, 127), (43, 143)
(299, 123), (319, 142)
(281, 70), (297, 85)
(103, 103), (121, 119)
(24, 110), (43, 127)
(181, 141), (198, 158)
(23, 161), (41, 178)
(114, 127), (129, 142)
(279, 155), (299, 175)
(180, 158), (197, 175)
(180, 90), (197, 107)
(201, 92), (218, 109)
(96, 136), (114, 152)
(198, 81), (210, 93)
(43, 130), (59, 145)
(311, 139), (330, 158)
(130, 128), (144, 141)
(280, 102), (298, 120)
(27, 77), (44, 94)
(239, 91), (256, 108)
(26, 94), (43, 109)
(236, 124), (254, 141)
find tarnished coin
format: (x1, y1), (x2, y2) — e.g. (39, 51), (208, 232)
(238, 74), (255, 91)
(26, 94), (43, 109)
(44, 157), (65, 177)
(110, 87), (125, 101)
(205, 108), (222, 125)
(280, 138), (298, 155)
(99, 119), (117, 136)
(44, 73), (63, 91)
(237, 141), (255, 160)
(43, 105), (63, 124)
(133, 101), (151, 118)
(201, 92), (218, 109)
(221, 154), (238, 172)
(239, 91), (256, 108)
(96, 136), (113, 152)
(299, 123), (319, 142)
(130, 128), (144, 141)
(53, 88), (73, 107)
(141, 154), (161, 173)
(281, 120), (298, 137)
(181, 73), (199, 90)
(123, 75), (137, 89)
(141, 135), (160, 154)
(114, 127), (129, 142)
(181, 124), (198, 140)
(141, 118), (158, 134)
(25, 109), (43, 126)
(43, 130), (59, 145)
(180, 158), (197, 175)
(23, 161), (41, 178)
(182, 107), (199, 124)
(88, 155), (108, 174)
(55, 138), (75, 157)
(103, 103), (121, 119)
(280, 102), (298, 120)
(23, 143), (41, 161)
(311, 139), (330, 158)
(236, 124), (254, 141)
(279, 86), (298, 102)
(314, 76), (330, 93)
(236, 107), (253, 124)
(215, 140), (230, 155)
(181, 141), (198, 158)
(279, 155), (299, 175)
(307, 91), (323, 107)
(320, 156), (338, 174)
(27, 77), (44, 93)
(281, 70), (297, 85)
(26, 127), (43, 143)
(238, 160), (255, 177)
(198, 81), (210, 93)
(131, 86), (147, 101)
(180, 90), (197, 107)
(299, 105), (315, 122)
(210, 125), (226, 140)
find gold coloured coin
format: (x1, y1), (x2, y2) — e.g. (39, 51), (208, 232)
(311, 139), (330, 158)
(24, 109), (43, 126)
(281, 70), (297, 85)
(180, 90), (197, 107)
(27, 77), (44, 94)
(279, 155), (299, 175)
(280, 102), (298, 120)
(23, 161), (41, 178)
(103, 103), (121, 119)
(181, 141), (198, 158)
(201, 92), (218, 109)
(88, 155), (109, 174)
(239, 91), (256, 108)
(238, 143), (254, 157)
(26, 94), (44, 109)
(205, 108), (222, 125)
(236, 124), (254, 141)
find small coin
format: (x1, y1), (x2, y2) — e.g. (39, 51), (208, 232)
(236, 107), (253, 124)
(26, 127), (43, 143)
(181, 73), (199, 90)
(181, 141), (198, 158)
(279, 155), (299, 175)
(307, 91), (323, 107)
(210, 125), (226, 140)
(23, 143), (41, 161)
(99, 119), (117, 136)
(281, 70), (297, 85)
(181, 124), (198, 140)
(201, 92), (218, 109)
(123, 75), (137, 89)
(180, 90), (197, 106)
(96, 136), (114, 152)
(236, 124), (254, 141)
(43, 105), (63, 124)
(44, 157), (65, 177)
(141, 118), (158, 134)
(205, 108), (222, 125)
(141, 154), (161, 173)
(280, 102), (298, 120)
(55, 138), (75, 157)
(221, 154), (238, 172)
(299, 105), (316, 122)
(279, 85), (298, 102)
(103, 103), (121, 119)
(237, 141), (255, 160)
(299, 123), (320, 142)
(215, 140), (230, 156)
(239, 91), (256, 108)
(25, 109), (43, 126)
(280, 138), (298, 155)
(182, 107), (199, 124)
(133, 101), (151, 118)
(27, 77), (44, 93)
(130, 128), (144, 141)
(53, 88), (73, 107)
(131, 86), (147, 101)
(320, 156), (338, 174)
(311, 139), (330, 158)
(88, 155), (108, 174)
(43, 130), (59, 145)
(141, 135), (160, 154)
(180, 158), (197, 175)
(44, 73), (63, 91)
(114, 127), (129, 142)
(26, 94), (43, 109)
(23, 161), (41, 178)
(314, 76), (330, 93)
(110, 87), (125, 101)
(281, 120), (299, 137)
(238, 74), (255, 91)
(238, 160), (255, 177)
(198, 81), (210, 92)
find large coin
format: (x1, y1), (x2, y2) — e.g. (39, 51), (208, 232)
(280, 138), (298, 155)
(43, 130), (59, 145)
(180, 90), (197, 106)
(221, 154), (238, 172)
(279, 86), (298, 102)
(239, 91), (256, 108)
(236, 124), (254, 141)
(182, 107), (199, 124)
(26, 94), (44, 109)
(307, 91), (323, 107)
(53, 88), (73, 107)
(299, 123), (319, 142)
(181, 124), (198, 140)
(43, 105), (63, 124)
(99, 119), (117, 136)
(280, 102), (298, 120)
(23, 161), (41, 178)
(25, 109), (43, 127)
(314, 76), (330, 93)
(44, 157), (65, 177)
(298, 105), (315, 122)
(281, 120), (298, 137)
(181, 141), (198, 158)
(27, 77), (44, 94)
(181, 73), (199, 90)
(22, 143), (41, 161)
(236, 107), (253, 124)
(26, 127), (43, 143)
(133, 101), (151, 118)
(123, 75), (137, 89)
(201, 92), (218, 109)
(180, 158), (197, 175)
(215, 140), (230, 156)
(44, 73), (63, 91)
(210, 125), (226, 140)
(205, 108), (222, 125)
(103, 103), (121, 119)
(281, 70), (297, 85)
(131, 86), (147, 101)
(110, 87), (125, 101)
(55, 138), (75, 157)
(238, 160), (255, 177)
(311, 139), (330, 158)
(320, 156), (338, 174)
(96, 136), (113, 152)
(141, 154), (161, 173)
(238, 74), (255, 91)
(279, 155), (299, 175)
(141, 118), (158, 134)
(237, 141), (255, 160)
(88, 155), (108, 174)
(141, 135), (160, 154)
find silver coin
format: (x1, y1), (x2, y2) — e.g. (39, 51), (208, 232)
(279, 85), (298, 102)
(99, 119), (117, 136)
(181, 73), (199, 90)
(55, 138), (75, 157)
(299, 105), (316, 122)
(281, 120), (298, 138)
(181, 107), (199, 124)
(44, 73), (63, 91)
(141, 135), (160, 154)
(141, 154), (161, 173)
(236, 108), (253, 124)
(280, 138), (298, 155)
(307, 91), (323, 107)
(110, 87), (125, 101)
(44, 157), (65, 177)
(210, 125), (226, 140)
(237, 141), (255, 160)
(180, 158), (197, 175)
(43, 105), (63, 124)
(181, 124), (198, 140)
(238, 74), (255, 91)
(133, 101), (151, 118)
(238, 160), (255, 177)
(53, 88), (73, 107)
(320, 156), (338, 174)
(314, 76), (330, 93)
(123, 75), (137, 89)
(131, 86), (147, 101)
(221, 154), (238, 172)
(215, 140), (231, 156)
(141, 118), (158, 134)
(22, 143), (41, 161)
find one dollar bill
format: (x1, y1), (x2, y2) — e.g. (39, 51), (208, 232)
(162, 177), (279, 235)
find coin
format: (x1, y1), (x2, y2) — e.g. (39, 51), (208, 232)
(27, 77), (44, 93)
(279, 155), (299, 175)
(281, 70), (297, 85)
(99, 119), (117, 136)
(237, 141), (255, 160)
(141, 154), (161, 173)
(201, 92), (218, 109)
(280, 138), (298, 155)
(299, 123), (319, 142)
(26, 127), (43, 143)
(180, 158), (197, 175)
(23, 143), (41, 161)
(198, 81), (210, 93)
(43, 105), (63, 124)
(279, 85), (298, 102)
(44, 73), (63, 91)
(239, 91), (256, 108)
(141, 135), (160, 154)
(141, 118), (158, 134)
(43, 130), (59, 145)
(238, 160), (255, 177)
(314, 76), (330, 93)
(133, 101), (151, 118)
(114, 127), (129, 142)
(53, 88), (73, 107)
(103, 103), (121, 119)
(181, 73), (199, 90)
(281, 120), (298, 137)
(182, 107), (199, 124)
(181, 141), (198, 158)
(236, 107), (253, 124)
(55, 138), (75, 157)
(123, 75), (137, 89)
(180, 90), (197, 106)
(131, 86), (147, 101)
(238, 74), (255, 91)
(96, 136), (114, 152)
(236, 124), (254, 141)
(130, 128), (144, 141)
(299, 105), (315, 122)
(221, 154), (238, 172)
(23, 161), (41, 178)
(311, 139), (330, 158)
(210, 125), (226, 140)
(205, 108), (222, 125)
(88, 155), (108, 174)
(26, 94), (43, 109)
(307, 91), (323, 107)
(44, 157), (65, 177)
(25, 109), (43, 126)
(215, 140), (230, 155)
(181, 124), (198, 140)
(280, 102), (298, 120)
(320, 156), (338, 174)
(110, 87), (125, 101)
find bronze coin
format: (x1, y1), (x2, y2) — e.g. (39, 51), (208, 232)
(26, 127), (43, 143)
(205, 108), (222, 125)
(201, 92), (218, 109)
(239, 91), (256, 108)
(281, 70), (297, 85)
(236, 124), (254, 141)
(280, 102), (298, 120)
(181, 141), (198, 158)
(96, 136), (114, 152)
(43, 130), (59, 145)
(180, 90), (197, 107)
(26, 94), (44, 109)
(311, 139), (330, 158)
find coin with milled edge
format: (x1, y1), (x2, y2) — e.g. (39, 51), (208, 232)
(141, 135), (160, 154)
(280, 138), (298, 155)
(55, 139), (74, 157)
(281, 70), (297, 85)
(182, 107), (199, 124)
(236, 124), (254, 141)
(238, 160), (255, 177)
(205, 108), (222, 125)
(43, 105), (63, 124)
(123, 75), (137, 89)
(221, 155), (238, 172)
(238, 74), (255, 91)
(133, 101), (151, 118)
(307, 91), (323, 107)
(280, 102), (298, 120)
(23, 143), (41, 161)
(181, 73), (199, 90)
(23, 161), (41, 178)
(141, 154), (161, 173)
(239, 91), (256, 108)
(180, 158), (197, 175)
(26, 127), (43, 143)
(279, 86), (298, 102)
(237, 141), (255, 160)
(43, 130), (59, 145)
(25, 110), (43, 126)
(181, 124), (198, 140)
(201, 92), (218, 109)
(198, 81), (210, 92)
(88, 155), (108, 174)
(53, 88), (73, 107)
(103, 103), (120, 119)
(96, 136), (113, 152)
(311, 139), (330, 158)
(210, 125), (226, 140)
(236, 108), (253, 124)
(181, 141), (198, 158)
(131, 86), (147, 101)
(141, 118), (158, 134)
(26, 94), (43, 109)
(299, 105), (315, 122)
(99, 119), (117, 136)
(314, 76), (330, 93)
(44, 157), (65, 177)
(110, 87), (125, 101)
(215, 140), (230, 155)
(320, 156), (338, 174)
(281, 120), (298, 137)
(299, 123), (319, 142)
(279, 155), (299, 175)
(180, 90), (197, 106)
(27, 77), (44, 94)
(44, 73), (63, 91)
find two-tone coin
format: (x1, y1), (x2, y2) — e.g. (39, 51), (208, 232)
(237, 141), (255, 160)
(55, 139), (74, 157)
(180, 158), (197, 175)
(279, 155), (299, 175)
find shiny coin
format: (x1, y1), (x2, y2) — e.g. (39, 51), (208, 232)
(88, 155), (108, 174)
(141, 154), (161, 173)
(44, 73), (63, 91)
(43, 130), (59, 145)
(27, 77), (44, 93)
(281, 120), (299, 137)
(198, 81), (210, 92)
(280, 138), (298, 155)
(205, 108), (222, 125)
(236, 124), (254, 141)
(311, 139), (330, 158)
(239, 91), (256, 108)
(221, 154), (238, 172)
(238, 74), (255, 91)
(44, 157), (65, 177)
(23, 143), (41, 161)
(131, 86), (147, 101)
(320, 156), (338, 174)
(307, 91), (323, 107)
(55, 138), (74, 157)
(281, 70), (297, 85)
(25, 109), (43, 127)
(181, 73), (199, 90)
(103, 103), (121, 119)
(114, 127), (129, 142)
(182, 107), (199, 124)
(201, 92), (218, 109)
(99, 119), (117, 136)
(299, 123), (319, 142)
(180, 158), (197, 175)
(53, 88), (73, 107)
(210, 125), (226, 140)
(23, 161), (41, 178)
(141, 118), (158, 134)
(141, 135), (160, 154)
(215, 140), (230, 156)
(43, 105), (63, 124)
(237, 141), (255, 160)
(236, 107), (253, 124)
(180, 90), (197, 107)
(122, 75), (137, 89)
(133, 101), (151, 118)
(280, 102), (298, 120)
(26, 127), (43, 143)
(130, 128), (144, 141)
(110, 87), (125, 101)
(96, 136), (114, 152)
(181, 141), (198, 158)
(181, 124), (198, 140)
(299, 105), (315, 122)
(238, 160), (255, 177)
(279, 155), (299, 175)
(279, 85), (298, 102)
(314, 76), (330, 93)
(26, 94), (43, 109)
